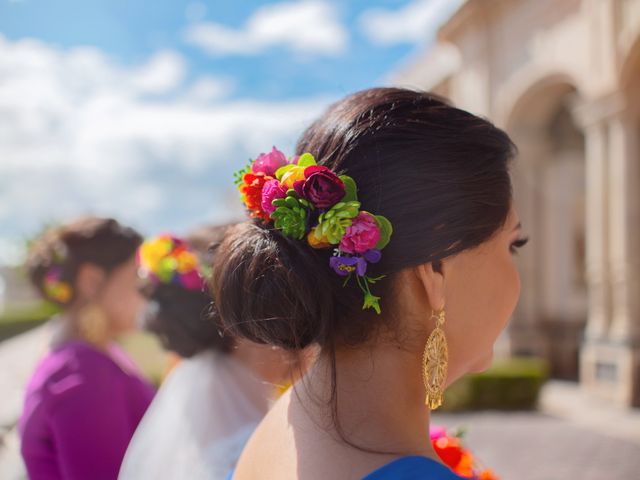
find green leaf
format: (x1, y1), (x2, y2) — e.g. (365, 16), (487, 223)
(297, 152), (317, 167)
(366, 275), (386, 284)
(363, 293), (382, 314)
(339, 175), (358, 203)
(374, 215), (393, 250)
(233, 161), (253, 186)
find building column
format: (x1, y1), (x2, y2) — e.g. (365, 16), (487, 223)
(583, 120), (611, 342)
(608, 111), (640, 344)
(578, 94), (640, 407)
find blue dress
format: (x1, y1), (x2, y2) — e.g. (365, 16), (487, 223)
(363, 456), (466, 479)
(227, 456), (466, 479)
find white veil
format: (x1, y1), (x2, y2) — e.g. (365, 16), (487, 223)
(119, 350), (273, 480)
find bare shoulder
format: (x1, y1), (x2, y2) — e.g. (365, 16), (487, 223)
(232, 389), (392, 480)
(232, 389), (299, 479)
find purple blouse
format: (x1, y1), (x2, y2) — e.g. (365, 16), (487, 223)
(19, 341), (155, 480)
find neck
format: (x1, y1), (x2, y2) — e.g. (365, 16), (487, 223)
(297, 339), (439, 460)
(53, 306), (115, 350)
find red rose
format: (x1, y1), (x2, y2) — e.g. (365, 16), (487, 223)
(301, 166), (345, 208)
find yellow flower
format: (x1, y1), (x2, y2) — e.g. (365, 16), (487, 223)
(176, 251), (198, 273)
(45, 282), (72, 303)
(307, 228), (331, 249)
(56, 283), (72, 303)
(139, 237), (172, 269)
(274, 152), (317, 189)
(279, 165), (307, 189)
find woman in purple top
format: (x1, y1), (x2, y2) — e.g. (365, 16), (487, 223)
(19, 217), (155, 480)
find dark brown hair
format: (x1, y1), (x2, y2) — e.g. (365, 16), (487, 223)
(140, 224), (234, 357)
(26, 216), (142, 306)
(211, 88), (516, 351)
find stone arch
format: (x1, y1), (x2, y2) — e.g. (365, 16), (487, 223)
(505, 76), (587, 380)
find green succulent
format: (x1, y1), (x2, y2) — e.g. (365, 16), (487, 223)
(316, 201), (361, 244)
(271, 192), (312, 240)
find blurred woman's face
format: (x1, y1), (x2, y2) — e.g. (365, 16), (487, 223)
(97, 256), (146, 335)
(443, 206), (524, 384)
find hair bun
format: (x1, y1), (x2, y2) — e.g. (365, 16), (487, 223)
(211, 222), (360, 350)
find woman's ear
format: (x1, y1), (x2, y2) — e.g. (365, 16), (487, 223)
(75, 263), (106, 302)
(414, 262), (446, 312)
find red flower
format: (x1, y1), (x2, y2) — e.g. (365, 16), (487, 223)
(433, 437), (464, 471)
(239, 172), (273, 221)
(301, 165), (345, 208)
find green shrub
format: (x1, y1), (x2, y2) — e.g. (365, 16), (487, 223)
(441, 357), (549, 411)
(0, 302), (60, 341)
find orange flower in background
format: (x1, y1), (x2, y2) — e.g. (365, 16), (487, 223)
(431, 426), (499, 480)
(434, 436), (464, 468)
(478, 469), (499, 480)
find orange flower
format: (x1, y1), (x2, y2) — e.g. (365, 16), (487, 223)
(478, 469), (499, 480)
(452, 451), (475, 477)
(239, 172), (273, 221)
(307, 228), (331, 249)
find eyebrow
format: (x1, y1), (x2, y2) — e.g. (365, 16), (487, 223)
(512, 222), (522, 232)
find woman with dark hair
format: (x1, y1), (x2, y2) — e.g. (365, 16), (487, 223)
(19, 216), (155, 480)
(119, 228), (295, 480)
(212, 88), (528, 479)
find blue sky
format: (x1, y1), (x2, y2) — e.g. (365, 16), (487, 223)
(0, 0), (459, 264)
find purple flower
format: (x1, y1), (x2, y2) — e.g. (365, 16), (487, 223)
(329, 255), (367, 277)
(261, 179), (287, 215)
(339, 212), (381, 254)
(252, 147), (288, 176)
(301, 166), (345, 208)
(363, 249), (382, 263)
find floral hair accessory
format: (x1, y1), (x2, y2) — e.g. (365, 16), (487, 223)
(137, 235), (207, 292)
(42, 243), (73, 304)
(235, 147), (393, 314)
(43, 265), (73, 304)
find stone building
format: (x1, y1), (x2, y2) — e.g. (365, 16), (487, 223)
(394, 0), (640, 407)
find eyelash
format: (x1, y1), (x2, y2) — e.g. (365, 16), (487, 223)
(510, 236), (529, 254)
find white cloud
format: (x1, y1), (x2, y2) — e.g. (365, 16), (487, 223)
(183, 0), (348, 57)
(0, 34), (330, 265)
(129, 50), (186, 94)
(358, 0), (462, 46)
(184, 76), (234, 103)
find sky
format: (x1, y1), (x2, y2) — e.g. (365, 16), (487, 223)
(0, 0), (461, 265)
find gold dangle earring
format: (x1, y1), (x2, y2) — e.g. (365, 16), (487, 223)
(422, 307), (448, 410)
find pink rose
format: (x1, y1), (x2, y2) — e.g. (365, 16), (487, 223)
(339, 212), (381, 254)
(261, 179), (288, 215)
(252, 147), (288, 176)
